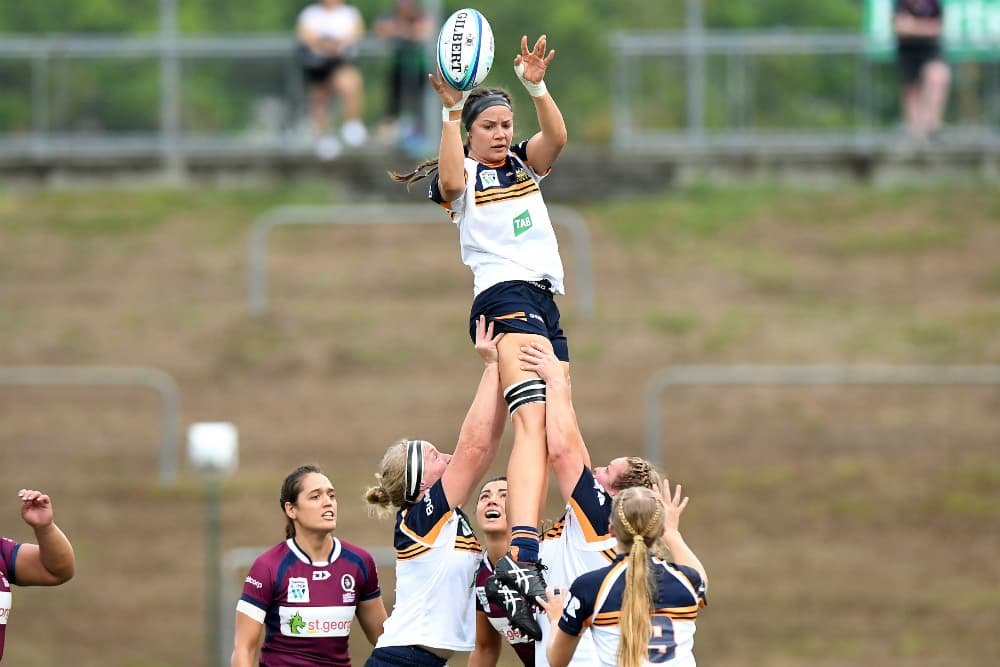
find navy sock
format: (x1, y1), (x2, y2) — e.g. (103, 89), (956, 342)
(510, 525), (540, 562)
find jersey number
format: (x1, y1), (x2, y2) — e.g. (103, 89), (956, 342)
(648, 615), (676, 663)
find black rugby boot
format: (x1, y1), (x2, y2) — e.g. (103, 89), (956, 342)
(484, 575), (542, 641)
(494, 551), (548, 604)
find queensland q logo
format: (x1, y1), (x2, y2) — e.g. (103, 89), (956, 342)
(341, 574), (356, 593)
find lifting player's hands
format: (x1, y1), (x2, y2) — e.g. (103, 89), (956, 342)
(517, 340), (562, 383)
(536, 584), (567, 624)
(474, 315), (504, 366)
(653, 480), (689, 537)
(513, 34), (555, 84)
(18, 488), (55, 529)
(429, 65), (469, 109)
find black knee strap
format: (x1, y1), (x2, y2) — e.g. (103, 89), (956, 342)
(504, 379), (546, 417)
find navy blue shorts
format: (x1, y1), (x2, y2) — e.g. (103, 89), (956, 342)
(365, 646), (448, 667)
(469, 279), (569, 362)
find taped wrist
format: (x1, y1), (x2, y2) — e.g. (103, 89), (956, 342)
(442, 91), (471, 122)
(514, 62), (548, 98)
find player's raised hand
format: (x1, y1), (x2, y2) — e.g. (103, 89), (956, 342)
(429, 65), (468, 109)
(19, 488), (55, 529)
(514, 35), (555, 83)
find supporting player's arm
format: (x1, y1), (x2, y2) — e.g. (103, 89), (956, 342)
(441, 316), (507, 508)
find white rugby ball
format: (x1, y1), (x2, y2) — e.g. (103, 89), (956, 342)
(436, 8), (494, 91)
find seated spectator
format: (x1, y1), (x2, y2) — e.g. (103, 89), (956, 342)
(296, 0), (368, 159)
(374, 0), (432, 155)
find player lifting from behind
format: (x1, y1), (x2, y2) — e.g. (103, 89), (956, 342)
(388, 33), (568, 639)
(537, 484), (708, 667)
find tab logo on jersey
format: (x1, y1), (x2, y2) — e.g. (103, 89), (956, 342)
(513, 210), (533, 237)
(0, 591), (11, 624)
(479, 169), (500, 188)
(279, 605), (354, 637)
(288, 577), (310, 603)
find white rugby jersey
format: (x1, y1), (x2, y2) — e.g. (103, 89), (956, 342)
(429, 140), (565, 297)
(376, 480), (483, 652)
(536, 467), (618, 667)
(297, 3), (362, 42)
(557, 554), (707, 667)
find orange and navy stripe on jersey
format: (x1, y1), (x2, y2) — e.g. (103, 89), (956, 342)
(394, 481), (481, 557)
(557, 553), (707, 667)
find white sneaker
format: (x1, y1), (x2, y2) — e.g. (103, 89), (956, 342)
(315, 135), (342, 161)
(341, 120), (368, 148)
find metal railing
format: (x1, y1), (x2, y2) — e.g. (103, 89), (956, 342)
(0, 365), (182, 485)
(643, 364), (1000, 469)
(2, 29), (998, 158)
(610, 30), (1000, 154)
(0, 34), (394, 158)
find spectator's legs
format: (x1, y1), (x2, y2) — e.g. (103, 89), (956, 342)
(308, 80), (333, 138)
(333, 65), (367, 147)
(922, 59), (951, 135)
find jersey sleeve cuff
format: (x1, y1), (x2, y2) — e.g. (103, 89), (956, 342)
(236, 599), (266, 624)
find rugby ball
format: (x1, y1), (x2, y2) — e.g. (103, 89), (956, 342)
(436, 8), (494, 91)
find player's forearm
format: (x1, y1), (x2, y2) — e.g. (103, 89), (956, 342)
(458, 365), (504, 453)
(436, 118), (466, 194)
(33, 522), (75, 582)
(663, 529), (707, 583)
(533, 95), (568, 150)
(544, 376), (579, 461)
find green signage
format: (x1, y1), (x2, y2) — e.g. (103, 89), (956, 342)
(865, 0), (1000, 61)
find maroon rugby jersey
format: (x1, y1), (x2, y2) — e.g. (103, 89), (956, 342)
(0, 537), (18, 662)
(237, 537), (380, 667)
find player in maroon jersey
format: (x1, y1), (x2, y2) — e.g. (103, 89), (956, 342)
(231, 466), (387, 667)
(469, 476), (535, 667)
(0, 488), (76, 663)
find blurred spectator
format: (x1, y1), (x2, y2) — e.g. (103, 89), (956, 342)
(894, 0), (951, 144)
(374, 0), (432, 155)
(296, 0), (368, 159)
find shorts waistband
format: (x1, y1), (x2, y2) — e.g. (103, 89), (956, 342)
(369, 646), (448, 667)
(525, 278), (553, 292)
